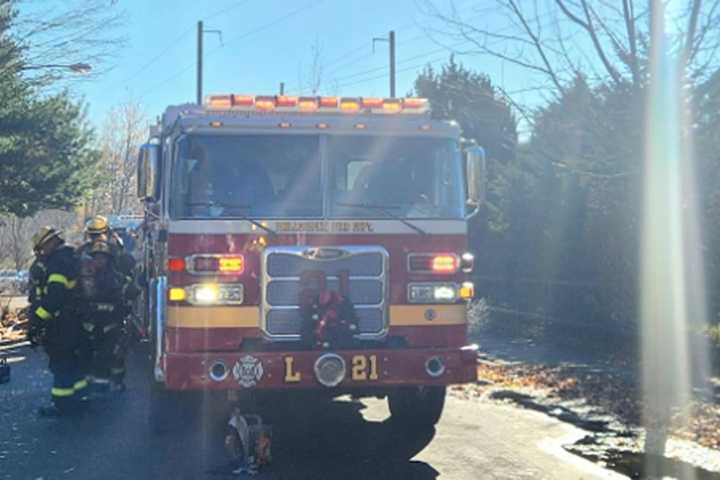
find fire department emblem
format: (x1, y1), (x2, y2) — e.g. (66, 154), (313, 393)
(232, 355), (264, 388)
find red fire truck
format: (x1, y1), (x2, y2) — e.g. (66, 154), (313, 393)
(136, 94), (483, 429)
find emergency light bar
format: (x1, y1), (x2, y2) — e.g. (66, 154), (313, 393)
(205, 94), (430, 114)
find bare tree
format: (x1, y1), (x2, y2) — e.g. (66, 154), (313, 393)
(89, 99), (146, 217)
(297, 37), (324, 95)
(0, 210), (77, 270)
(2, 0), (125, 82)
(420, 0), (720, 92)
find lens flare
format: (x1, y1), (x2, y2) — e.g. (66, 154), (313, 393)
(641, 5), (708, 477)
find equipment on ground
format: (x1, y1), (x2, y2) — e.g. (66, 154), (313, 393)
(0, 355), (10, 384)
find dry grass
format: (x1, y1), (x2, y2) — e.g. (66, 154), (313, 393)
(473, 361), (720, 451)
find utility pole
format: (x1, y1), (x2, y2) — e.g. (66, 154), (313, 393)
(389, 30), (396, 98)
(196, 21), (223, 104)
(197, 21), (203, 104)
(373, 30), (396, 97)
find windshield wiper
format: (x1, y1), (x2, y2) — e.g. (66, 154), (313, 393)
(186, 201), (277, 237)
(335, 202), (427, 236)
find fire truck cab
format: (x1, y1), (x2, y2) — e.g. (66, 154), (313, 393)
(136, 95), (482, 430)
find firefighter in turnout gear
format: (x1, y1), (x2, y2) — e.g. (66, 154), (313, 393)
(29, 227), (87, 417)
(79, 240), (130, 393)
(27, 250), (48, 346)
(80, 215), (137, 291)
(78, 215), (139, 391)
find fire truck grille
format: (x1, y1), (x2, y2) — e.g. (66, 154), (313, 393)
(262, 246), (388, 340)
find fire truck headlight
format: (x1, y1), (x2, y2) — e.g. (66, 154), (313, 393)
(408, 283), (458, 303)
(188, 283), (244, 305)
(195, 284), (220, 304)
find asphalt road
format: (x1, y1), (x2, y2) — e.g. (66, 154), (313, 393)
(0, 342), (624, 480)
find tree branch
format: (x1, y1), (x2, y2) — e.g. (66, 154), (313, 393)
(623, 0), (640, 86)
(507, 0), (564, 91)
(553, 0), (623, 85)
(683, 0), (702, 66)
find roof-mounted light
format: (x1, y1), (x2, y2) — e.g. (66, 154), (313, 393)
(255, 96), (275, 111)
(340, 98), (361, 112)
(207, 95), (232, 109)
(232, 94), (254, 107)
(203, 94), (430, 114)
(361, 97), (383, 109)
(298, 97), (319, 112)
(319, 96), (339, 109)
(402, 98), (429, 112)
(382, 99), (402, 113)
(276, 96), (298, 108)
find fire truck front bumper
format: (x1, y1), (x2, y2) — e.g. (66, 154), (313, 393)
(163, 345), (478, 391)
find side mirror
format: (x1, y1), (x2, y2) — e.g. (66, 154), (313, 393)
(137, 144), (161, 201)
(465, 145), (486, 213)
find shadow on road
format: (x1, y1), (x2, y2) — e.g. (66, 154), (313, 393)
(1, 347), (440, 480)
(198, 395), (440, 480)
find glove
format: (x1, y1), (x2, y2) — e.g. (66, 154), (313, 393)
(27, 317), (43, 348)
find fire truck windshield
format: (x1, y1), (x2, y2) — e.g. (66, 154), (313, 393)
(172, 134), (322, 219)
(171, 134), (464, 220)
(327, 135), (465, 219)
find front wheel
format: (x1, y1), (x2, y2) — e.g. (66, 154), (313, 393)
(388, 385), (446, 427)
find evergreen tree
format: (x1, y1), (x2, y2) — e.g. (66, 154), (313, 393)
(0, 2), (99, 217)
(413, 56), (517, 162)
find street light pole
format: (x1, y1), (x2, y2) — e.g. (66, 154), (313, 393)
(389, 30), (396, 98)
(196, 21), (223, 105)
(373, 30), (396, 97)
(197, 21), (203, 105)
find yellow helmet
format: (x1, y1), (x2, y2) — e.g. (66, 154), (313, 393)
(31, 226), (62, 253)
(85, 215), (109, 236)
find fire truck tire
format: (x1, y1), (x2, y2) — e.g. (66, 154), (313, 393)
(388, 386), (446, 427)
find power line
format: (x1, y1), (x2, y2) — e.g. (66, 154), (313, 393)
(322, 21), (419, 74)
(335, 54), (448, 90)
(137, 1), (323, 101)
(323, 0), (494, 77)
(330, 10), (559, 92)
(115, 0), (252, 93)
(204, 1), (324, 59)
(204, 0), (254, 21)
(332, 39), (472, 84)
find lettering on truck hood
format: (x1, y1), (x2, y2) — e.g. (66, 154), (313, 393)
(167, 220), (467, 235)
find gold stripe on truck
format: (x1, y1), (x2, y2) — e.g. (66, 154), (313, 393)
(167, 304), (465, 328)
(167, 306), (259, 328)
(389, 305), (466, 326)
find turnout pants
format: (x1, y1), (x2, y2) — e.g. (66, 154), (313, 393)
(84, 305), (127, 388)
(93, 322), (126, 386)
(48, 354), (88, 412)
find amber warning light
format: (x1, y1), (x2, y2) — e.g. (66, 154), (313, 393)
(168, 255), (245, 274)
(408, 254), (460, 274)
(205, 95), (429, 114)
(193, 255), (245, 274)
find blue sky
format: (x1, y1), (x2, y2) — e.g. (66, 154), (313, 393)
(68, 0), (538, 130)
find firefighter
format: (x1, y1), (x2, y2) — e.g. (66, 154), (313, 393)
(78, 215), (138, 389)
(28, 227), (87, 417)
(26, 246), (47, 348)
(79, 240), (129, 394)
(80, 215), (136, 285)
